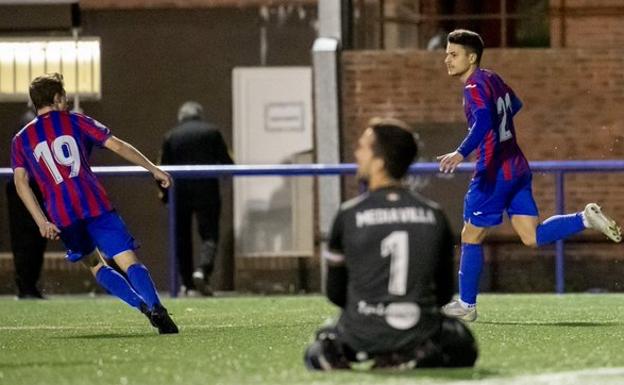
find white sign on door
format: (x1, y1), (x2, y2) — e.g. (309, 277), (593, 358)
(232, 67), (314, 257)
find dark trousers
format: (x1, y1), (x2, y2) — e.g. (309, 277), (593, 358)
(6, 181), (47, 296)
(304, 316), (478, 370)
(175, 199), (221, 289)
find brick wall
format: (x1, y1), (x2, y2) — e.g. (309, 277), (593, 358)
(343, 48), (624, 160)
(340, 48), (624, 283)
(341, 0), (624, 244)
(485, 241), (624, 292)
(550, 0), (624, 48)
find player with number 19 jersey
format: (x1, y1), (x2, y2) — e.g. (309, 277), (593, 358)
(11, 110), (114, 228)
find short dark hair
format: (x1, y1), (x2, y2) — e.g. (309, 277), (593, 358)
(368, 117), (418, 180)
(447, 29), (484, 65)
(29, 73), (65, 110)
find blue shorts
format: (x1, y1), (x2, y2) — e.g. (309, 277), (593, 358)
(59, 211), (138, 262)
(463, 173), (539, 227)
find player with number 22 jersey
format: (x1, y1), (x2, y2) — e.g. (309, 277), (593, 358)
(459, 67), (536, 227)
(438, 29), (621, 322)
(461, 68), (530, 185)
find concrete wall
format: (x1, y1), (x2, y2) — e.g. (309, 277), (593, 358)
(0, 6), (317, 294)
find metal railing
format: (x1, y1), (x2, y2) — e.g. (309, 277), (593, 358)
(2, 160), (623, 296)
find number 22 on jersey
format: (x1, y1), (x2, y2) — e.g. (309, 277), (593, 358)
(497, 92), (513, 142)
(33, 135), (81, 184)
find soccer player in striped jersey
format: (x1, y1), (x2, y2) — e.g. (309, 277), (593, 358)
(437, 29), (621, 322)
(11, 73), (178, 334)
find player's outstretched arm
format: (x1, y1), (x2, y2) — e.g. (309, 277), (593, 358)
(103, 136), (172, 188)
(13, 168), (60, 240)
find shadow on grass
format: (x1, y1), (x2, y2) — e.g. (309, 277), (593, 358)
(52, 332), (158, 339)
(366, 367), (499, 381)
(478, 320), (622, 327)
(0, 360), (96, 369)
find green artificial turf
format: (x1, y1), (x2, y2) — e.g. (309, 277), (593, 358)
(1, 294), (624, 385)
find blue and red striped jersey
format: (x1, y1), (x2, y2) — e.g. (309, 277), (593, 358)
(11, 110), (114, 227)
(458, 68), (530, 182)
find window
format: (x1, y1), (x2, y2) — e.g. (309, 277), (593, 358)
(351, 0), (549, 49)
(0, 38), (101, 101)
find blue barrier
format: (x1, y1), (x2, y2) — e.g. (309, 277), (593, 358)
(2, 160), (623, 296)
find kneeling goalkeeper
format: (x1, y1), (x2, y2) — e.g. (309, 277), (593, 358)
(304, 118), (477, 370)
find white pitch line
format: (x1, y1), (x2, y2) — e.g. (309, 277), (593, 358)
(452, 367), (624, 385)
(0, 325), (112, 331)
(303, 367), (624, 385)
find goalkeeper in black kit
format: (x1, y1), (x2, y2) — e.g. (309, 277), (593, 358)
(304, 118), (478, 370)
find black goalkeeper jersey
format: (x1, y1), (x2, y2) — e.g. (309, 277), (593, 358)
(327, 186), (454, 354)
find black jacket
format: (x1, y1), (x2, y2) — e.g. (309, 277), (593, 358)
(160, 118), (234, 205)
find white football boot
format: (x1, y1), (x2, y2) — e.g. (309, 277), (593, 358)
(583, 203), (622, 243)
(441, 299), (477, 322)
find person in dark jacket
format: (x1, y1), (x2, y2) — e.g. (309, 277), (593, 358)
(7, 106), (47, 299)
(160, 101), (234, 296)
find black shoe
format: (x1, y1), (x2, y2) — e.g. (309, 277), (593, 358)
(192, 270), (214, 297)
(146, 304), (179, 334)
(17, 289), (46, 300)
(139, 303), (157, 328)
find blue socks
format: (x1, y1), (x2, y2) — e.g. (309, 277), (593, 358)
(456, 213), (585, 306)
(458, 243), (483, 306)
(126, 264), (161, 309)
(95, 266), (143, 309)
(536, 213), (585, 247)
(94, 263), (162, 311)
